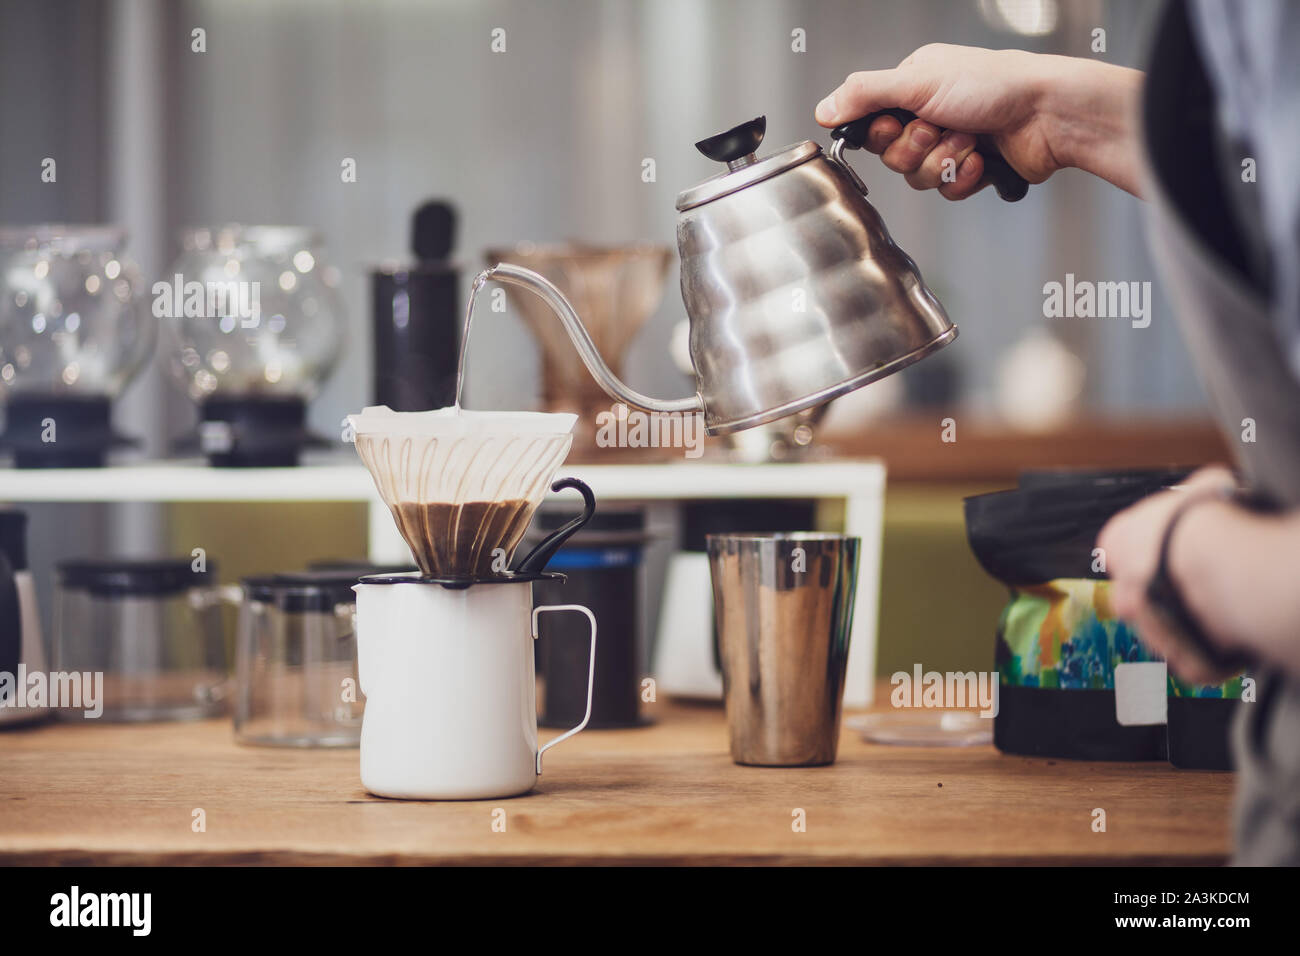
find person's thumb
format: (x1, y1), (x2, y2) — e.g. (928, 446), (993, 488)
(815, 69), (920, 127)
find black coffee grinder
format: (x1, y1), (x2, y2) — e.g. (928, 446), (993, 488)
(371, 200), (460, 411)
(530, 507), (655, 729)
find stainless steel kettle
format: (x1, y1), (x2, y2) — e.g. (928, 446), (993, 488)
(485, 114), (1026, 435)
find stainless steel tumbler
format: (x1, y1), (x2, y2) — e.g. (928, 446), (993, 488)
(706, 533), (860, 766)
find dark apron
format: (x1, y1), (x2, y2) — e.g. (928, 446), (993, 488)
(1143, 0), (1300, 865)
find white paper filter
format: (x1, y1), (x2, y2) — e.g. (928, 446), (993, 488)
(348, 405), (577, 576)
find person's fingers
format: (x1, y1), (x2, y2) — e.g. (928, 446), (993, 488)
(865, 114), (904, 154)
(905, 130), (977, 190)
(938, 156), (990, 201)
(1157, 639), (1217, 687)
(1096, 510), (1134, 569)
(815, 68), (919, 127)
(1131, 602), (1178, 660)
(1183, 464), (1237, 493)
(1109, 577), (1144, 621)
(1131, 602), (1226, 685)
(880, 118), (942, 174)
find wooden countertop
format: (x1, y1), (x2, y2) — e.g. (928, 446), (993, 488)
(0, 699), (1233, 866)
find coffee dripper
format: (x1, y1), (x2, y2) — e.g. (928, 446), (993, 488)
(481, 113), (1027, 435)
(348, 405), (599, 800)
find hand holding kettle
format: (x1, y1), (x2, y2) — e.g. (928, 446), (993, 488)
(815, 43), (1146, 200)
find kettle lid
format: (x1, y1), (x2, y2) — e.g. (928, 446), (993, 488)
(676, 116), (820, 211)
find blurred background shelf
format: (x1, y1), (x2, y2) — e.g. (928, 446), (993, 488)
(822, 415), (1231, 482)
(0, 414), (1227, 500)
(0, 456), (887, 706)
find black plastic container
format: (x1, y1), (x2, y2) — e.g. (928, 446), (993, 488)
(0, 394), (135, 468)
(197, 395), (326, 467)
(371, 200), (460, 411)
(1167, 695), (1236, 770)
(531, 507), (651, 729)
(0, 510), (28, 676)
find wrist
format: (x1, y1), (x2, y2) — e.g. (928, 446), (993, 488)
(1038, 57), (1145, 195)
(1166, 498), (1245, 651)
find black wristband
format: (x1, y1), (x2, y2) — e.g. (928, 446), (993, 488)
(1145, 487), (1251, 675)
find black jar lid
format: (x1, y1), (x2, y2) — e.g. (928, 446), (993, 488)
(241, 570), (371, 612)
(57, 558), (215, 596)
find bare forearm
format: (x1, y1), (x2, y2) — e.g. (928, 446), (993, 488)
(1172, 503), (1300, 677)
(815, 46), (1147, 201)
(1037, 56), (1146, 198)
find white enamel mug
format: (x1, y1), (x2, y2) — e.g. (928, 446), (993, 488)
(353, 575), (596, 800)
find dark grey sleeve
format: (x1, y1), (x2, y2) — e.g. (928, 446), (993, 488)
(1192, 0), (1300, 374)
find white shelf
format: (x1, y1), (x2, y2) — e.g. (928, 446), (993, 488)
(0, 458), (884, 503)
(0, 459), (373, 502)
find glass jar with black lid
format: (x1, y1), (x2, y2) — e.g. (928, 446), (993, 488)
(232, 570), (367, 747)
(54, 558), (226, 721)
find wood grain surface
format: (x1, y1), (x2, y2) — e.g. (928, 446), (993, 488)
(0, 699), (1233, 866)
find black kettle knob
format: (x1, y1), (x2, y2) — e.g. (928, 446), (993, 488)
(695, 116), (766, 164)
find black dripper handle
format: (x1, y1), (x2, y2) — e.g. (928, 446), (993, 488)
(695, 116), (767, 164)
(832, 108), (1030, 202)
(514, 477), (597, 574)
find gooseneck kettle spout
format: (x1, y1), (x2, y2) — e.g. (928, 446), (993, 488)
(481, 263), (704, 417)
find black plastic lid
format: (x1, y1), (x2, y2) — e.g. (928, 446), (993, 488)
(965, 467), (1198, 585)
(680, 498), (818, 553)
(0, 510), (27, 571)
(58, 558), (214, 596)
(241, 570), (368, 612)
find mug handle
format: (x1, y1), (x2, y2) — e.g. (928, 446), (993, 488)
(532, 604), (597, 774)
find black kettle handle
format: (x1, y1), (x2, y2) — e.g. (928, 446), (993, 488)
(0, 551), (20, 677)
(832, 108), (1030, 202)
(514, 477), (597, 574)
